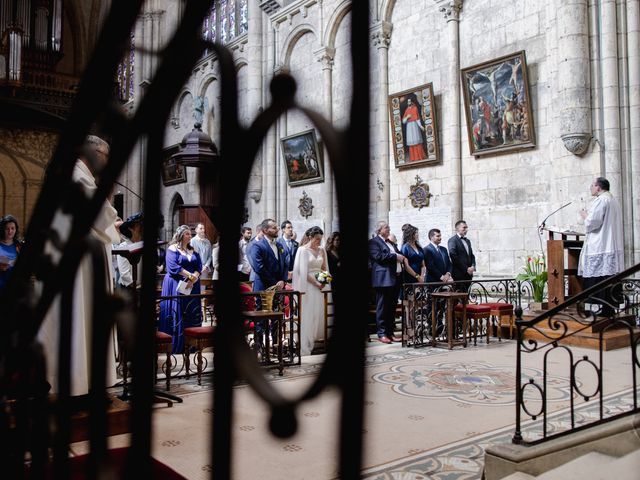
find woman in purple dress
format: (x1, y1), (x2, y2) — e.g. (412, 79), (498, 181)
(0, 215), (22, 293)
(159, 225), (203, 353)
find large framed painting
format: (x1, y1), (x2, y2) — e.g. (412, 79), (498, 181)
(388, 83), (440, 168)
(280, 129), (324, 187)
(461, 50), (535, 156)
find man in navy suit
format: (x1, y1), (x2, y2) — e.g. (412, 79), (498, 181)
(280, 220), (299, 280)
(247, 218), (288, 346)
(423, 228), (453, 336)
(368, 221), (405, 343)
(447, 220), (476, 291)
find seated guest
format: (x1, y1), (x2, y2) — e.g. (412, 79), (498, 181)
(159, 225), (202, 353)
(0, 214), (22, 293)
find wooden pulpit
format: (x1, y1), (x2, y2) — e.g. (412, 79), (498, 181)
(545, 229), (584, 306)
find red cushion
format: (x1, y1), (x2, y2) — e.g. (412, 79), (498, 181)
(454, 304), (491, 313)
(26, 447), (187, 479)
(155, 331), (173, 344)
(239, 282), (257, 311)
(184, 326), (216, 339)
(482, 302), (514, 310)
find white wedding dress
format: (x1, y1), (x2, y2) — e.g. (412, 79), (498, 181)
(292, 246), (329, 356)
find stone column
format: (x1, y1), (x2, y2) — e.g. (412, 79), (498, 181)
(314, 46), (335, 229)
(439, 0), (463, 224)
(246, 0), (263, 209)
(370, 21), (392, 222)
(599, 0), (622, 192)
(558, 0), (591, 155)
(628, 0), (640, 264)
(264, 25), (278, 218)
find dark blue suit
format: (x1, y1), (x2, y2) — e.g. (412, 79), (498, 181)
(281, 237), (299, 274)
(247, 237), (288, 345)
(369, 236), (401, 339)
(248, 237), (288, 292)
(423, 243), (451, 283)
(423, 242), (451, 335)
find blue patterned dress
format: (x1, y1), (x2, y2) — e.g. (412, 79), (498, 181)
(158, 247), (202, 353)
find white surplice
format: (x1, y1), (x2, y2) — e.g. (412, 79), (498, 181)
(38, 160), (120, 396)
(578, 190), (624, 278)
(292, 246), (329, 357)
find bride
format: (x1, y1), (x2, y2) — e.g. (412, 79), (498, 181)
(292, 226), (330, 356)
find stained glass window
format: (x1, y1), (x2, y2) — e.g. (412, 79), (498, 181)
(202, 0), (247, 48)
(116, 32), (135, 102)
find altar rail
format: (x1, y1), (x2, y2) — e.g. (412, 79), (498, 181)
(512, 263), (640, 445)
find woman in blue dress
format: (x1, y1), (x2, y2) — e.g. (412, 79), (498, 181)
(159, 225), (203, 353)
(0, 215), (22, 293)
(400, 224), (425, 285)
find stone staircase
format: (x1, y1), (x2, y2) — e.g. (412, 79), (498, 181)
(484, 413), (640, 479)
(520, 310), (640, 351)
(499, 450), (640, 479)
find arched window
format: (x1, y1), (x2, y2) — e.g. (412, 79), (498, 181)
(202, 0), (247, 51)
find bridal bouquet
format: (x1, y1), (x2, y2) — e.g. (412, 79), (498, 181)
(315, 270), (332, 285)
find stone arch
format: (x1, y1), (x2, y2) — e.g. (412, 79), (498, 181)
(279, 23), (318, 70)
(380, 0), (398, 23)
(168, 192), (185, 239)
(64, 0), (90, 74)
(323, 0), (352, 48)
(0, 146), (30, 227)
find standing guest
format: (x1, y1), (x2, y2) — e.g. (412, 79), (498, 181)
(237, 226), (253, 281)
(368, 221), (405, 344)
(325, 231), (342, 295)
(578, 177), (624, 317)
(292, 226), (329, 356)
(116, 212), (144, 291)
(39, 135), (121, 398)
(247, 218), (288, 347)
(159, 225), (202, 353)
(190, 223), (213, 277)
(423, 228), (453, 336)
(448, 220), (476, 291)
(400, 224), (425, 284)
(281, 220), (299, 280)
(0, 214), (22, 293)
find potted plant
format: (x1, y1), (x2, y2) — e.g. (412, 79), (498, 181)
(516, 253), (548, 311)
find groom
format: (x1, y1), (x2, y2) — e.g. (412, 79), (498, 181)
(247, 218), (288, 347)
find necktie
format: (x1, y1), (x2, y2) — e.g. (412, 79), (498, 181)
(439, 247), (447, 266)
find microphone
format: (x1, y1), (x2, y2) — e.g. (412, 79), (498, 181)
(538, 202), (572, 234)
(114, 181), (144, 204)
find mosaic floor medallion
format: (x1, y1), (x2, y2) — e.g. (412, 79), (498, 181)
(372, 361), (573, 405)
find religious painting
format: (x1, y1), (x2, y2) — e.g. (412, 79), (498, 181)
(162, 143), (188, 186)
(280, 129), (324, 187)
(388, 83), (440, 169)
(461, 50), (536, 157)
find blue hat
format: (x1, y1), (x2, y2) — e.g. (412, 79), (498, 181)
(120, 212), (143, 239)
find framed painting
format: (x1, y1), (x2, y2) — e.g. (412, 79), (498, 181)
(388, 83), (440, 169)
(461, 50), (535, 156)
(280, 129), (324, 187)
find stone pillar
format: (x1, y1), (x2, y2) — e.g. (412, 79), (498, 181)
(599, 0), (622, 192)
(264, 25), (278, 218)
(439, 0), (463, 224)
(558, 0), (591, 155)
(247, 0), (263, 209)
(628, 0), (640, 264)
(278, 104), (287, 223)
(370, 21), (392, 222)
(315, 46), (335, 229)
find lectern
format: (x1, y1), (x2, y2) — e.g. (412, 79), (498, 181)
(545, 229), (584, 306)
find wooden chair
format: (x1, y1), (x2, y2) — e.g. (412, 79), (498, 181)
(155, 331), (174, 391)
(183, 325), (215, 385)
(482, 302), (515, 340)
(455, 303), (491, 346)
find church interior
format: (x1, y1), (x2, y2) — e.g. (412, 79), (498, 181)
(1, 0), (639, 478)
